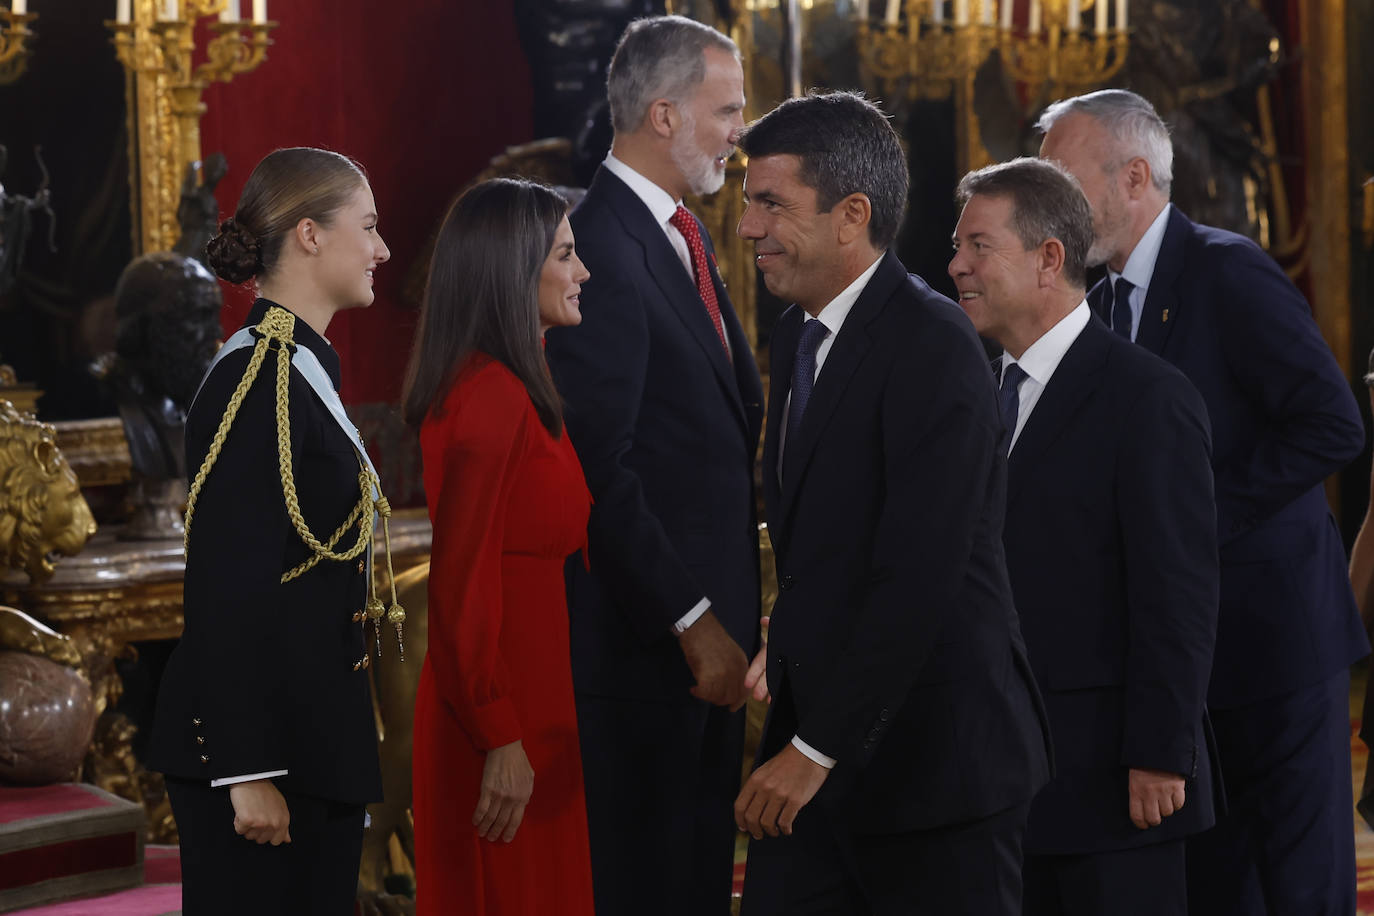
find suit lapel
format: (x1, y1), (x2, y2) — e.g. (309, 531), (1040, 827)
(779, 252), (904, 515)
(596, 169), (750, 435)
(763, 307), (803, 559)
(1087, 277), (1109, 324)
(1134, 207), (1190, 355)
(1006, 317), (1111, 509)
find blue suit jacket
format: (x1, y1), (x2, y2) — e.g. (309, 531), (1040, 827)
(759, 252), (1052, 834)
(1089, 207), (1368, 708)
(1003, 315), (1220, 854)
(546, 166), (764, 700)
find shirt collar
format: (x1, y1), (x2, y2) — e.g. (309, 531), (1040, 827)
(1002, 300), (1090, 386)
(603, 153), (681, 228)
(809, 256), (884, 340)
(1111, 202), (1172, 293)
(244, 297), (342, 391)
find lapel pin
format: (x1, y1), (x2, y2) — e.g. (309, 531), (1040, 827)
(1162, 308), (1169, 323)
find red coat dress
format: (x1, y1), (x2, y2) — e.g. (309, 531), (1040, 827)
(413, 355), (595, 915)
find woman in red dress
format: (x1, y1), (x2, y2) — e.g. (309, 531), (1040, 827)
(401, 178), (594, 914)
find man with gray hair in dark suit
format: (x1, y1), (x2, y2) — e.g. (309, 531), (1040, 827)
(545, 15), (764, 916)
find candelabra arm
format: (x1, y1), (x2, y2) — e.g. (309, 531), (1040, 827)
(0, 10), (38, 85)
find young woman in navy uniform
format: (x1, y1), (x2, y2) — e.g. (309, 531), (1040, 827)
(149, 147), (395, 914)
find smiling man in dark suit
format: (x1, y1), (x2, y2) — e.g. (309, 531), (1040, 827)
(951, 156), (1220, 915)
(543, 15), (764, 916)
(732, 91), (1051, 916)
(1039, 89), (1368, 915)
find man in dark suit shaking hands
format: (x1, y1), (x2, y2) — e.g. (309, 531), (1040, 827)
(544, 15), (765, 916)
(951, 157), (1220, 915)
(733, 91), (1052, 916)
(1039, 89), (1368, 915)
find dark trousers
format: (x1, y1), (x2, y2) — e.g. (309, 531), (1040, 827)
(1024, 840), (1187, 916)
(1186, 669), (1356, 915)
(166, 777), (365, 916)
(741, 800), (1030, 916)
(575, 692), (744, 916)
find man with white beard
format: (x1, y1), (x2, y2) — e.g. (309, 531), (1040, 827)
(544, 15), (765, 916)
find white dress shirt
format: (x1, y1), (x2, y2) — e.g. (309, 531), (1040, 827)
(773, 256), (883, 771)
(1107, 203), (1172, 341)
(1000, 301), (1092, 453)
(776, 256), (884, 466)
(601, 152), (728, 633)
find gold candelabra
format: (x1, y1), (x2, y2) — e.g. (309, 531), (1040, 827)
(856, 0), (1128, 168)
(0, 5), (36, 85)
(108, 0), (277, 255)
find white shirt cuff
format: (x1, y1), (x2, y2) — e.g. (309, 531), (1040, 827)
(210, 769), (288, 788)
(791, 736), (836, 769)
(673, 597), (711, 634)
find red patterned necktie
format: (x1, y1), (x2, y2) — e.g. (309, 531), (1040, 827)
(669, 205), (730, 354)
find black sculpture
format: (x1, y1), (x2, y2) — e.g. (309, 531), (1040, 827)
(96, 252), (222, 538)
(173, 153), (228, 266)
(0, 145), (57, 299)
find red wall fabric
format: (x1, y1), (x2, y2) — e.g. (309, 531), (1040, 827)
(198, 2), (534, 406)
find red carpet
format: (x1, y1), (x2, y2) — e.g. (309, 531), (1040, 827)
(5, 846), (178, 916)
(6, 846), (178, 916)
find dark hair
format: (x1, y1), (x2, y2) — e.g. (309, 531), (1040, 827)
(206, 147), (367, 284)
(606, 15), (739, 134)
(955, 157), (1093, 289)
(737, 91), (908, 249)
(401, 178), (569, 435)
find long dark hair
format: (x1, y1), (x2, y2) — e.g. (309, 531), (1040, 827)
(401, 178), (568, 435)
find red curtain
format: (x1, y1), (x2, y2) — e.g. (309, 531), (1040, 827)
(198, 2), (534, 406)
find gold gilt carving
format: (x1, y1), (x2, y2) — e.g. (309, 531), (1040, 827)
(0, 365), (41, 415)
(0, 604), (83, 668)
(110, 0), (277, 255)
(52, 417), (134, 488)
(0, 7), (36, 85)
(0, 401), (98, 585)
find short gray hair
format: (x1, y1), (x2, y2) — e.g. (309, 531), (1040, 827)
(1036, 89), (1174, 195)
(606, 16), (739, 135)
(956, 157), (1094, 290)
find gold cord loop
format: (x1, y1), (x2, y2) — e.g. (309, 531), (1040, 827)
(183, 307), (404, 661)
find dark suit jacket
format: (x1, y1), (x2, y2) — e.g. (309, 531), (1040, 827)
(149, 299), (382, 806)
(759, 251), (1052, 835)
(1003, 315), (1219, 855)
(1089, 207), (1368, 709)
(546, 166), (765, 699)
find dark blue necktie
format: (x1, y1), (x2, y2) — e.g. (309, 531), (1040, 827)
(999, 361), (1028, 455)
(785, 318), (830, 467)
(1108, 276), (1136, 340)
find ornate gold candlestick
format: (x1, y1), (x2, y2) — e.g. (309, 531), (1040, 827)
(109, 0), (277, 255)
(997, 0), (1128, 97)
(855, 0), (1128, 169)
(0, 7), (36, 85)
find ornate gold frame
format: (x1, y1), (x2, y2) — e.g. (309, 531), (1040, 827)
(1300, 0), (1350, 379)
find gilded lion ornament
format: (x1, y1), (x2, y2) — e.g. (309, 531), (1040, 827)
(0, 400), (97, 583)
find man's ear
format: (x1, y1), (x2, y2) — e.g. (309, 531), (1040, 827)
(647, 98), (679, 140)
(1123, 156), (1153, 199)
(1038, 237), (1066, 287)
(835, 193), (873, 246)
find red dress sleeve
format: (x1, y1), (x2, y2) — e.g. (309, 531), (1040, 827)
(423, 363), (531, 750)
